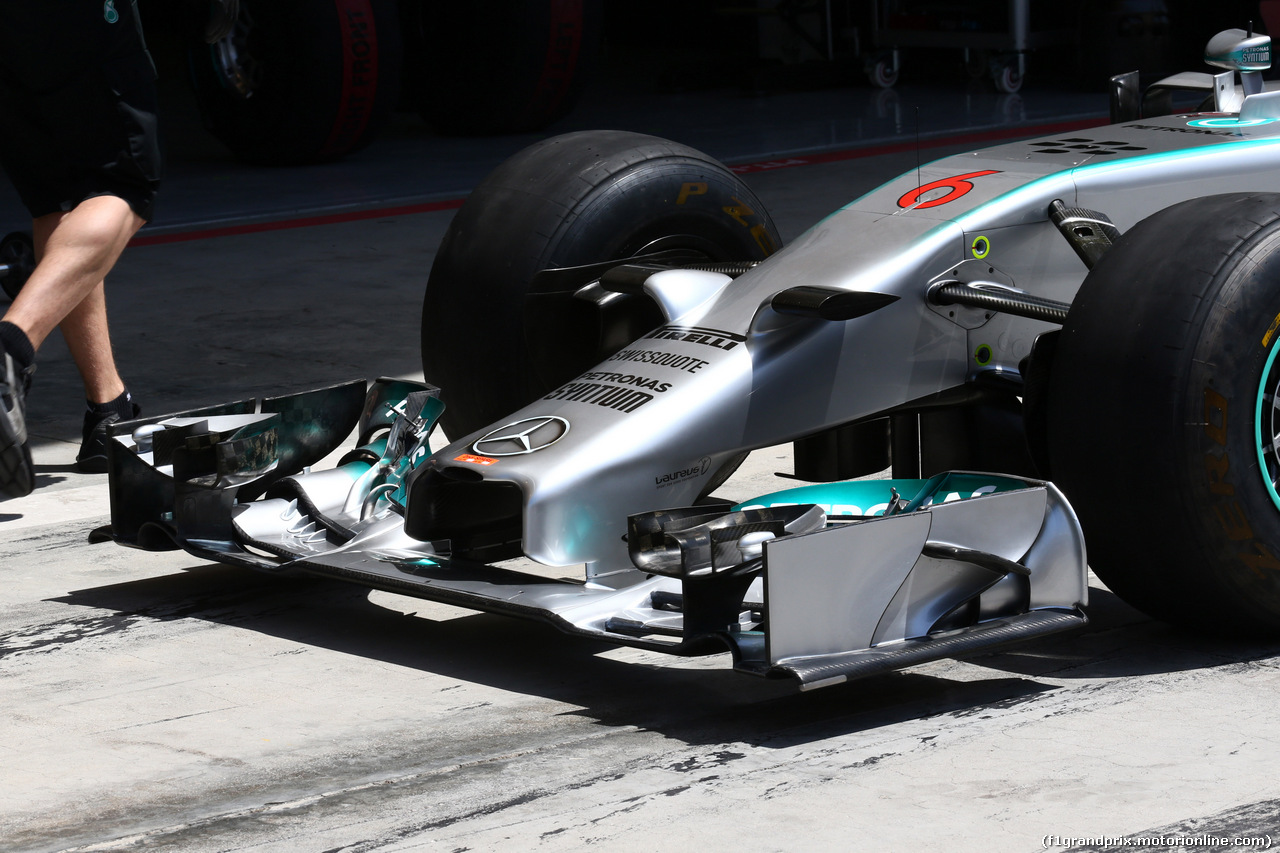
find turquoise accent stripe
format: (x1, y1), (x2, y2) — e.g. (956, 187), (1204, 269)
(735, 472), (1031, 517)
(1255, 340), (1280, 512)
(953, 133), (1280, 230)
(834, 131), (1280, 227)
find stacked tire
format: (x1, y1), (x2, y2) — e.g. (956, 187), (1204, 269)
(188, 0), (600, 165)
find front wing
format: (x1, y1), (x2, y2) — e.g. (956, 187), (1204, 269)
(100, 380), (1088, 690)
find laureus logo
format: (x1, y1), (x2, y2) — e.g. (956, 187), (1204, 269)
(655, 456), (712, 488)
(104, 0), (119, 23)
(472, 416), (570, 457)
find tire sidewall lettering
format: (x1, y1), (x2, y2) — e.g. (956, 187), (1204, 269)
(677, 182), (708, 205)
(719, 195), (777, 255)
(750, 222), (776, 255)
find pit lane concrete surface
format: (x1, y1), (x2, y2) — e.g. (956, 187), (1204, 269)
(5, 138), (1280, 853)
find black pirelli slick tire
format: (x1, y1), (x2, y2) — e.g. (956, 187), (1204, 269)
(1047, 192), (1280, 635)
(421, 130), (781, 440)
(189, 0), (402, 165)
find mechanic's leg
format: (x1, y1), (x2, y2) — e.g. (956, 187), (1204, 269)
(59, 281), (126, 405)
(60, 276), (139, 472)
(1, 196), (144, 474)
(30, 204), (133, 403)
(3, 196), (143, 351)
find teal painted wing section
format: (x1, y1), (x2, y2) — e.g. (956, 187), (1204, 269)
(735, 471), (1033, 517)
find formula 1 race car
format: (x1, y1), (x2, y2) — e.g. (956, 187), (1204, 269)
(103, 29), (1280, 690)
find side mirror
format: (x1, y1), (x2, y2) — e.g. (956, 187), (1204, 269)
(1204, 28), (1272, 72)
(1205, 28), (1271, 96)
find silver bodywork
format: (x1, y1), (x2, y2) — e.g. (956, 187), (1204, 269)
(106, 391), (1088, 689)
(105, 43), (1280, 688)
(421, 101), (1280, 576)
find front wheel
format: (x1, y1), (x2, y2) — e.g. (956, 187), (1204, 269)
(421, 130), (782, 439)
(1048, 192), (1280, 635)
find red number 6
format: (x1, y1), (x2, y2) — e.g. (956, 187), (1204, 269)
(897, 170), (1001, 210)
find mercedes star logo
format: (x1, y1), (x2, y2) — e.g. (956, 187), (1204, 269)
(472, 416), (570, 456)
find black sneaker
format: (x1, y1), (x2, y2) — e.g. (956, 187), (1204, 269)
(0, 351), (34, 499)
(76, 400), (141, 474)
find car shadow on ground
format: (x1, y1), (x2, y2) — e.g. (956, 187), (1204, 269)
(47, 560), (1280, 749)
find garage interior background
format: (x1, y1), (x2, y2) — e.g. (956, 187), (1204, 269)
(116, 1), (1280, 166)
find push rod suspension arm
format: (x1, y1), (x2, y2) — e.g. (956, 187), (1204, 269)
(928, 281), (1070, 324)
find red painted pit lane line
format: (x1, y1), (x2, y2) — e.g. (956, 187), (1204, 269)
(130, 116), (1106, 248)
(128, 199), (468, 247)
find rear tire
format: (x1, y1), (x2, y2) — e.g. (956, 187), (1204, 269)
(421, 130), (781, 439)
(1048, 192), (1280, 635)
(189, 0), (402, 165)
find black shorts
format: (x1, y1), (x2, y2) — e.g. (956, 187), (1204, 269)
(0, 3), (161, 222)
